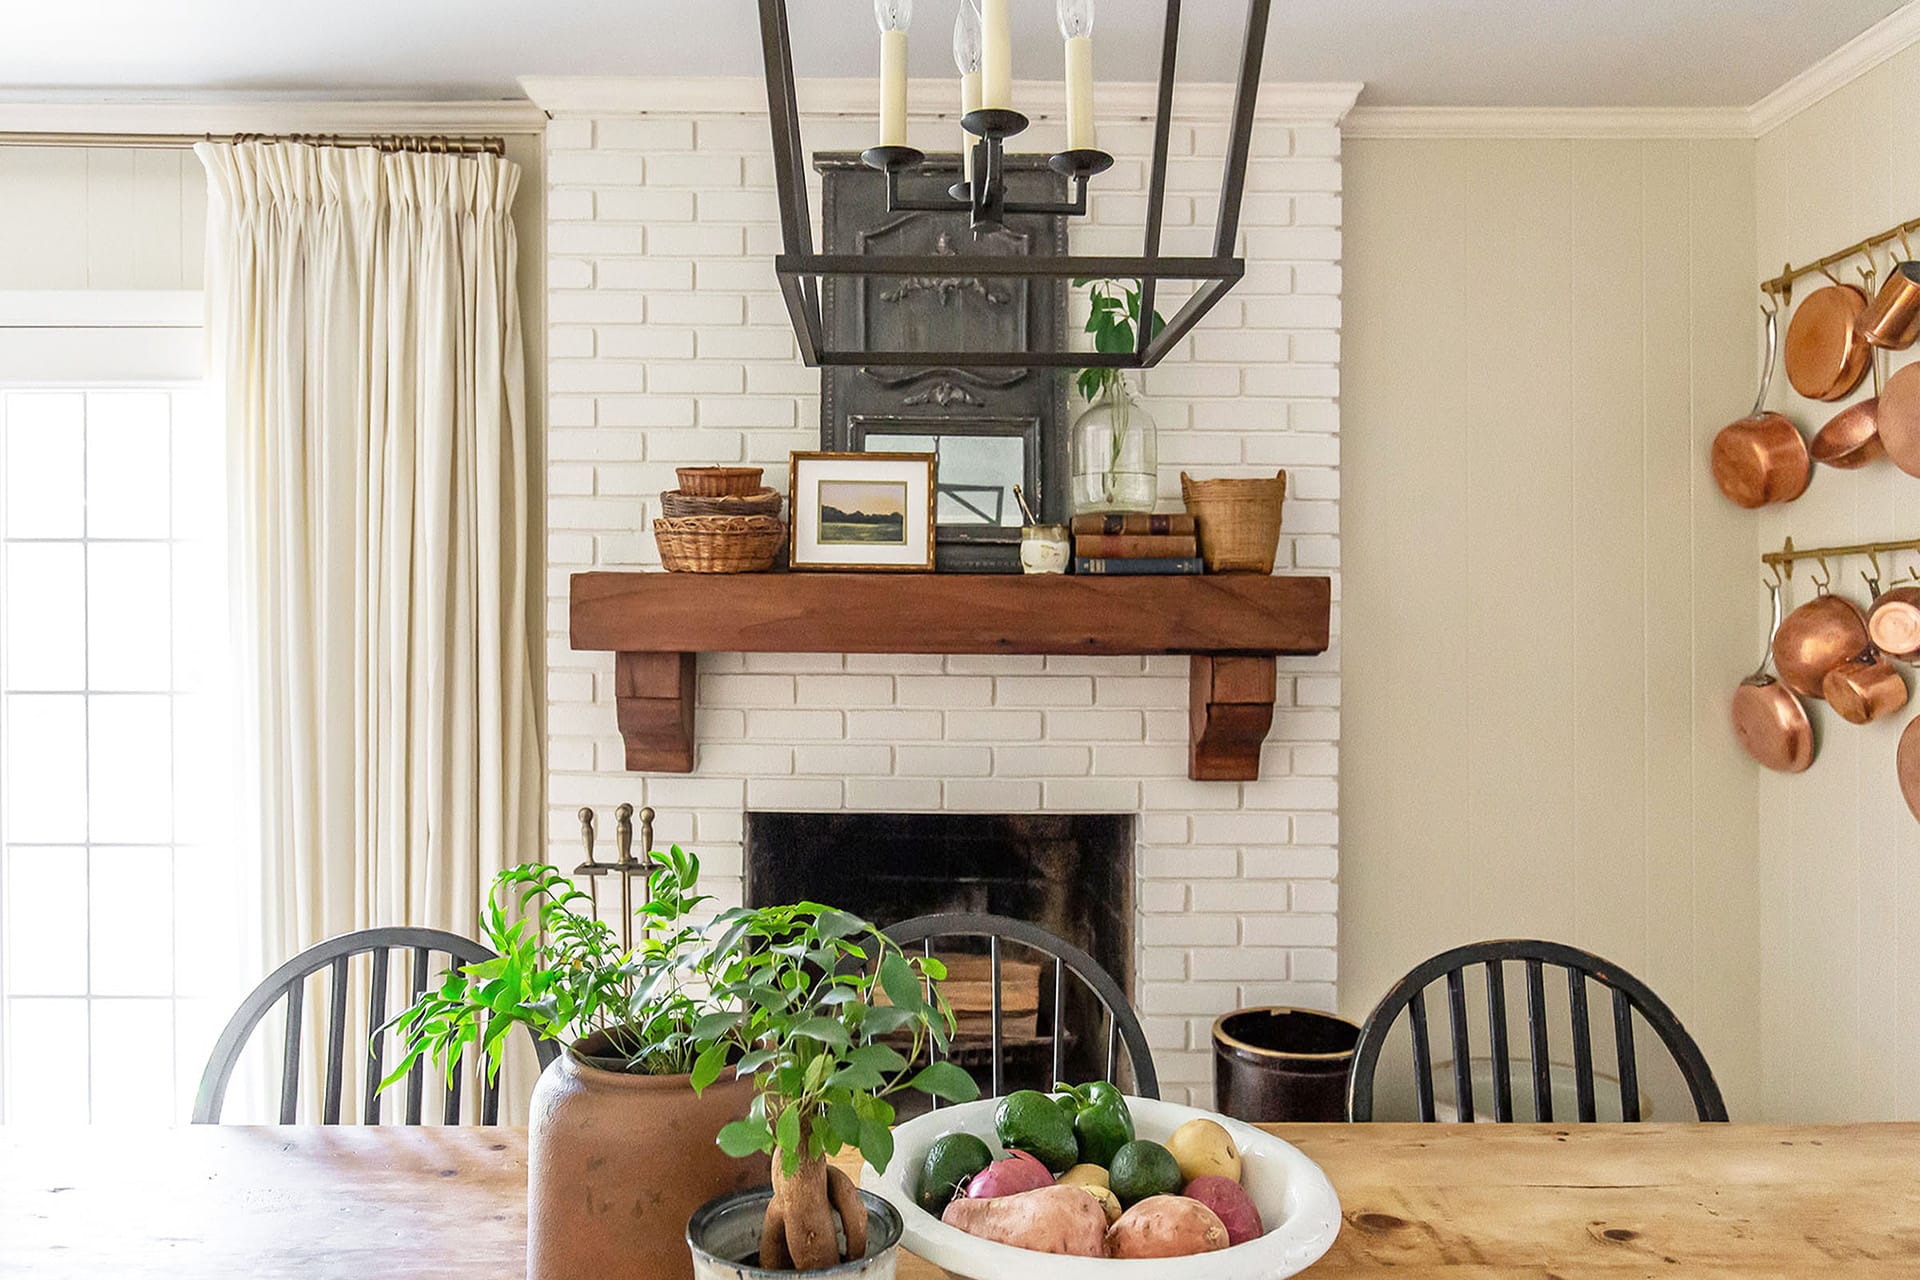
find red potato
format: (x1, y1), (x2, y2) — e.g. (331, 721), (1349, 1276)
(1182, 1175), (1265, 1246)
(963, 1150), (1054, 1200)
(1105, 1195), (1231, 1259)
(941, 1184), (1108, 1257)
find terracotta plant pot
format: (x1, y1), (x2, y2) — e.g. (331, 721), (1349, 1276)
(528, 1032), (758, 1280)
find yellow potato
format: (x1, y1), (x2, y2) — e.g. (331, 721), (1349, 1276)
(1058, 1163), (1110, 1191)
(1165, 1118), (1242, 1183)
(1077, 1183), (1123, 1225)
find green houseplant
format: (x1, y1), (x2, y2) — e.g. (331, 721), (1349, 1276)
(1070, 278), (1169, 515)
(383, 850), (758, 1280)
(685, 902), (981, 1274)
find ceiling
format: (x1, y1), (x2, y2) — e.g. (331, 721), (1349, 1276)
(0, 1), (1909, 109)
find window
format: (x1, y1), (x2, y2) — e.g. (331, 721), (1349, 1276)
(0, 294), (237, 1124)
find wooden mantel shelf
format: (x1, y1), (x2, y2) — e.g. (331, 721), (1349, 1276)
(570, 572), (1332, 781)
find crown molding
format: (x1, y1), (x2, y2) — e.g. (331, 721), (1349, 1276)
(1748, 1), (1920, 137)
(519, 75), (1362, 125)
(1342, 104), (1754, 141)
(0, 94), (546, 137)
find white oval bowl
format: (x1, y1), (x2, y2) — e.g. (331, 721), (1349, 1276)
(863, 1095), (1341, 1280)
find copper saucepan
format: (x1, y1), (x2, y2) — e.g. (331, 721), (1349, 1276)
(1822, 571), (1909, 724)
(1869, 572), (1920, 659)
(1772, 575), (1870, 700)
(1711, 308), (1811, 508)
(1860, 257), (1920, 351)
(1733, 581), (1814, 773)
(1785, 275), (1872, 401)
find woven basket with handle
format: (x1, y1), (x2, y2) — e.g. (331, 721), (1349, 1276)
(653, 514), (786, 573)
(1180, 470), (1287, 573)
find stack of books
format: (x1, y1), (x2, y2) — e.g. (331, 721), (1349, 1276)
(1071, 513), (1204, 575)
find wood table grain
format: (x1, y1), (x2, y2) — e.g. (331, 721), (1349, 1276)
(5, 1123), (1919, 1278)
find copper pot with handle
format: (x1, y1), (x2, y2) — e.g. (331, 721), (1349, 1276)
(1772, 572), (1870, 699)
(1859, 240), (1920, 351)
(1711, 308), (1810, 508)
(1733, 581), (1814, 773)
(1810, 348), (1887, 470)
(1822, 569), (1909, 724)
(1869, 571), (1920, 659)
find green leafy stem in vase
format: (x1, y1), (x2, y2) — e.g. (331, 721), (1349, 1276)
(1074, 278), (1169, 505)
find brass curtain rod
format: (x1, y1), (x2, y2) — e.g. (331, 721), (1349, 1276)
(1761, 215), (1920, 304)
(1762, 535), (1920, 578)
(0, 130), (505, 156)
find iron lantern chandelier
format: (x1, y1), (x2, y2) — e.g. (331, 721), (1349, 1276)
(756, 0), (1273, 369)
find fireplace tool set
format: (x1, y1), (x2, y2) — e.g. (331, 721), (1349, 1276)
(573, 802), (658, 950)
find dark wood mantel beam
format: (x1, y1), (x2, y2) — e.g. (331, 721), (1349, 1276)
(571, 572), (1331, 781)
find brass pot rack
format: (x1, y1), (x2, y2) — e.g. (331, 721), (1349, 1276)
(1762, 215), (1920, 304)
(1762, 535), (1920, 584)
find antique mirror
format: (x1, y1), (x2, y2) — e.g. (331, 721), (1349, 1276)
(817, 152), (1069, 573)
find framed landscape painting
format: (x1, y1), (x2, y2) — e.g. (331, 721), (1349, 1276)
(788, 450), (936, 571)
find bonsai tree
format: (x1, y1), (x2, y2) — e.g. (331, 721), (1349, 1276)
(380, 846), (721, 1085)
(692, 902), (981, 1271)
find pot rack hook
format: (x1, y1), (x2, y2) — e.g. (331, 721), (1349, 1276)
(1813, 556), (1833, 592)
(1768, 558), (1788, 590)
(1819, 262), (1845, 287)
(1901, 228), (1914, 262)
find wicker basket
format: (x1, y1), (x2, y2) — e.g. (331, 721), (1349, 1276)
(1180, 471), (1287, 573)
(653, 514), (786, 573)
(659, 486), (784, 519)
(675, 466), (764, 498)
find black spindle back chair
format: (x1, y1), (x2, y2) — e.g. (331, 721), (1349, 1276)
(884, 913), (1158, 1102)
(191, 926), (558, 1125)
(1347, 939), (1726, 1123)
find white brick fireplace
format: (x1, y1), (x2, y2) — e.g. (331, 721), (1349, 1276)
(531, 79), (1352, 1103)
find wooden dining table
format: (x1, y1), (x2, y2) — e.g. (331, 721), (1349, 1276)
(5, 1122), (1919, 1277)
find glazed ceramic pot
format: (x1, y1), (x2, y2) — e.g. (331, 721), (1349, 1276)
(687, 1186), (903, 1280)
(528, 1032), (758, 1280)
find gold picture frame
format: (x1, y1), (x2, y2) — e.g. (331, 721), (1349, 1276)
(787, 451), (937, 572)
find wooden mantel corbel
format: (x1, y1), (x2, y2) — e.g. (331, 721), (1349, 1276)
(571, 573), (1331, 782)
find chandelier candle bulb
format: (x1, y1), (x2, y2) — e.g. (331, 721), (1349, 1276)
(1059, 0), (1096, 151)
(954, 2), (983, 183)
(876, 0), (912, 148)
(980, 0), (1012, 110)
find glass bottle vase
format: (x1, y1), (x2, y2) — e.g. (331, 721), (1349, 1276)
(1069, 379), (1158, 514)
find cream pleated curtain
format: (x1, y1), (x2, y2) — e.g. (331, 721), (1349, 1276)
(196, 141), (543, 1121)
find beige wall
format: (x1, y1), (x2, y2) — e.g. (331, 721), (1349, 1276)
(1341, 136), (1763, 1116)
(1753, 46), (1920, 1122)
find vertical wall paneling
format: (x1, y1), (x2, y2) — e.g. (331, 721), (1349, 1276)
(1343, 135), (1759, 1117)
(1753, 43), (1920, 1123)
(0, 147), (203, 291)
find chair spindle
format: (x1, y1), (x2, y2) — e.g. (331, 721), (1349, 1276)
(1444, 968), (1473, 1122)
(405, 948), (429, 1125)
(1568, 969), (1596, 1122)
(363, 947), (391, 1124)
(1524, 958), (1552, 1122)
(322, 955), (350, 1124)
(1049, 957), (1065, 1087)
(1612, 987), (1640, 1122)
(278, 979), (305, 1124)
(1408, 987), (1435, 1122)
(1484, 961), (1513, 1122)
(988, 935), (1004, 1100)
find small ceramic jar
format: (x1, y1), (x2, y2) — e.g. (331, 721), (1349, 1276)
(1019, 524), (1071, 574)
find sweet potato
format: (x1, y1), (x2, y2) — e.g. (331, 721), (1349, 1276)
(1105, 1195), (1231, 1259)
(941, 1184), (1108, 1257)
(1181, 1175), (1263, 1246)
(963, 1150), (1054, 1199)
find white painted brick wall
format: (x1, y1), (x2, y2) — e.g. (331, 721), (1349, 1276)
(543, 98), (1344, 1105)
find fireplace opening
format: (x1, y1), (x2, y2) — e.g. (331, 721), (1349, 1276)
(744, 812), (1136, 1109)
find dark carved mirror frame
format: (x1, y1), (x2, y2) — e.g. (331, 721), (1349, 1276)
(818, 152), (1068, 574)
